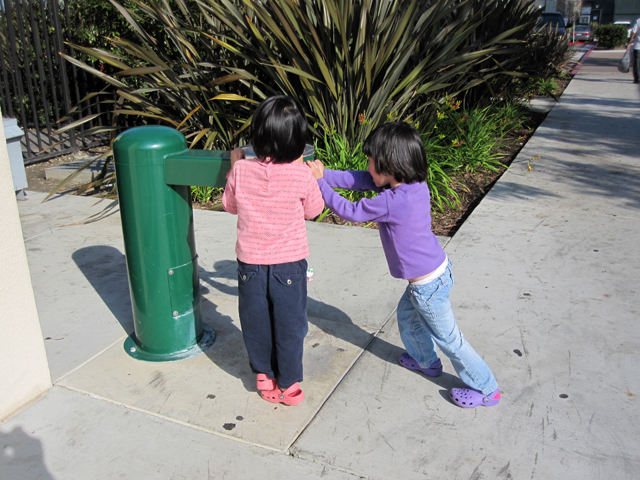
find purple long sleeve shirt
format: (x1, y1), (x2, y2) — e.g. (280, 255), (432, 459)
(318, 169), (446, 280)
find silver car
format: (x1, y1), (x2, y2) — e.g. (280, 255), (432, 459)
(573, 25), (592, 42)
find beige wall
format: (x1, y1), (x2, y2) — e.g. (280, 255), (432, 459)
(0, 110), (51, 421)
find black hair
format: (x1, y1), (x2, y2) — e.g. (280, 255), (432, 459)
(363, 122), (427, 184)
(251, 95), (307, 163)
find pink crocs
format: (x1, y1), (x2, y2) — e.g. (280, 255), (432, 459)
(261, 383), (305, 406)
(256, 373), (276, 391)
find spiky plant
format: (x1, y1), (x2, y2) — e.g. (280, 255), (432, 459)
(47, 0), (260, 197)
(199, 0), (533, 144)
(50, 0), (546, 198)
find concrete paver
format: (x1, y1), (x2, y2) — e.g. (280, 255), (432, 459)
(57, 309), (377, 452)
(17, 194), (130, 381)
(293, 282), (640, 479)
(1, 387), (356, 480)
(3, 50), (640, 479)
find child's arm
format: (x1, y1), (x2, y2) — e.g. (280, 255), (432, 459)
(303, 173), (325, 220)
(325, 169), (381, 192)
(321, 181), (389, 223)
(308, 161), (389, 223)
(230, 148), (245, 168)
(222, 149), (244, 214)
(309, 160), (383, 193)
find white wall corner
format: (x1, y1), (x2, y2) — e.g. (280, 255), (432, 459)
(0, 109), (52, 421)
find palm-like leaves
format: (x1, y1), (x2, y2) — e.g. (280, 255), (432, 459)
(52, 0), (561, 201)
(200, 0), (523, 143)
(46, 0), (262, 198)
(59, 0), (260, 152)
(60, 0), (545, 151)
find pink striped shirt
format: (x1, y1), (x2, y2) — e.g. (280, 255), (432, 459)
(222, 158), (325, 264)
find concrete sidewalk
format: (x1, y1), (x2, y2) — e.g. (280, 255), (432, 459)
(3, 50), (639, 479)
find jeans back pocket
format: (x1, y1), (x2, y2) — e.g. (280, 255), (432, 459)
(273, 272), (303, 287)
(237, 266), (257, 284)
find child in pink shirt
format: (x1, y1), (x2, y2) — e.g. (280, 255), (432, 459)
(222, 96), (324, 405)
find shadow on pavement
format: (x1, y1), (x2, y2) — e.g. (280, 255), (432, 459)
(72, 246), (254, 391)
(200, 260), (403, 361)
(0, 426), (55, 480)
(488, 182), (562, 203)
(72, 247), (425, 390)
(568, 77), (632, 84)
(492, 159), (640, 210)
(551, 159), (640, 209)
(72, 246), (134, 335)
(579, 54), (622, 68)
(200, 260), (464, 393)
(560, 93), (639, 111)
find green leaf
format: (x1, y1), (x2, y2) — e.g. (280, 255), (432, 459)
(115, 66), (170, 76)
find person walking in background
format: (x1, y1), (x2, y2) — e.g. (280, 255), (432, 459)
(629, 17), (640, 83)
(222, 95), (325, 406)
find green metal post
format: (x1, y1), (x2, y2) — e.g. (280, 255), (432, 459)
(113, 125), (313, 362)
(114, 126), (215, 361)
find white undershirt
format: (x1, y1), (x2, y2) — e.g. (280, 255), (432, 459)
(410, 256), (448, 285)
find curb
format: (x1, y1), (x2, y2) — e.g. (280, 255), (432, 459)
(571, 45), (595, 75)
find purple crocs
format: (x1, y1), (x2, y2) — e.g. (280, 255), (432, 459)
(398, 352), (443, 377)
(449, 388), (501, 408)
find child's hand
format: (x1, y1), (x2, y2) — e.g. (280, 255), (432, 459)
(308, 159), (325, 179)
(230, 148), (245, 168)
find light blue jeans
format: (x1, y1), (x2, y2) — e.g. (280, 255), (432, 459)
(397, 261), (498, 395)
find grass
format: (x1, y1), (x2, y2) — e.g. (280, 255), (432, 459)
(191, 186), (221, 204)
(516, 76), (561, 100)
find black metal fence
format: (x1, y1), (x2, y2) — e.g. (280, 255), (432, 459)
(0, 0), (109, 164)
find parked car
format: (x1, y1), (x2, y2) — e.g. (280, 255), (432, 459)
(537, 12), (567, 37)
(573, 25), (592, 42)
(614, 20), (632, 39)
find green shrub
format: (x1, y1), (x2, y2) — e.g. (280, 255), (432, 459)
(63, 0), (540, 146)
(421, 99), (529, 210)
(422, 99), (525, 173)
(522, 31), (572, 78)
(51, 0), (568, 200)
(313, 128), (374, 215)
(191, 186), (221, 204)
(311, 100), (530, 214)
(456, 0), (541, 108)
(517, 76), (559, 99)
(506, 29), (570, 101)
(594, 24), (628, 49)
(203, 0), (536, 146)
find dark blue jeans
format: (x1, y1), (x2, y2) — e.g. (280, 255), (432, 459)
(237, 259), (308, 390)
(634, 49), (640, 83)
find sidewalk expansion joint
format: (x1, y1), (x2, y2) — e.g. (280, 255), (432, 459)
(284, 307), (398, 454)
(54, 334), (128, 384)
(55, 384), (287, 454)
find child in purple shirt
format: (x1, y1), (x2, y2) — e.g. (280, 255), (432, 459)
(308, 122), (500, 408)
